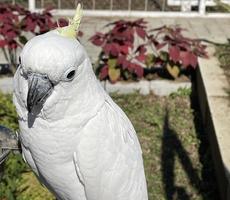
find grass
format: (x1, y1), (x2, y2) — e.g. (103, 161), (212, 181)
(0, 90), (218, 200)
(215, 44), (230, 97)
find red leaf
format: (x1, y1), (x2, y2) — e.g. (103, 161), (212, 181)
(136, 27), (146, 40)
(117, 56), (126, 65)
(136, 54), (146, 62)
(99, 65), (108, 80)
(110, 44), (119, 56)
(103, 43), (119, 56)
(92, 38), (104, 46)
(134, 64), (144, 78)
(1, 24), (13, 34)
(24, 17), (36, 32)
(7, 39), (18, 49)
(189, 53), (198, 68)
(136, 45), (146, 54)
(57, 18), (68, 27)
(169, 46), (180, 63)
(103, 44), (112, 55)
(120, 45), (129, 54)
(180, 51), (198, 68)
(0, 40), (6, 47)
(90, 33), (105, 46)
(103, 43), (118, 56)
(121, 59), (133, 71)
(122, 60), (134, 72)
(6, 30), (18, 39)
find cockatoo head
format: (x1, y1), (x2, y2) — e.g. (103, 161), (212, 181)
(18, 4), (87, 114)
(20, 32), (86, 113)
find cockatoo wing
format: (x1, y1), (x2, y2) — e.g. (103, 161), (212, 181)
(74, 94), (148, 200)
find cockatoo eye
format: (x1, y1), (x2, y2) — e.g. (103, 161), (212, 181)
(62, 67), (76, 81)
(67, 70), (75, 79)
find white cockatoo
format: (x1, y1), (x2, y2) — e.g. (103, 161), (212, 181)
(13, 4), (148, 200)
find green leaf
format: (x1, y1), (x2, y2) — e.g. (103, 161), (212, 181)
(166, 63), (180, 79)
(123, 70), (130, 80)
(159, 51), (169, 61)
(145, 54), (156, 67)
(108, 58), (117, 68)
(108, 67), (120, 82)
(19, 36), (28, 45)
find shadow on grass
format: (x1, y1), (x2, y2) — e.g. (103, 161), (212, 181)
(161, 111), (201, 200)
(161, 78), (220, 200)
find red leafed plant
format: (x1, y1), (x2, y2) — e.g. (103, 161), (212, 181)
(90, 19), (208, 83)
(147, 25), (208, 78)
(0, 3), (68, 73)
(90, 19), (148, 83)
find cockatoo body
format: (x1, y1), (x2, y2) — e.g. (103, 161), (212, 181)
(13, 5), (148, 200)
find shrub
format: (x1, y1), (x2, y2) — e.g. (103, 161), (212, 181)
(90, 19), (148, 83)
(148, 25), (208, 78)
(90, 19), (208, 83)
(0, 92), (24, 199)
(0, 3), (68, 74)
(0, 92), (54, 200)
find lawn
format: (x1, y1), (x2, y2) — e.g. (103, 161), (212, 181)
(0, 90), (219, 200)
(216, 44), (230, 98)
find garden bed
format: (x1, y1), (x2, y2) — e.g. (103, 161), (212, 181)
(0, 90), (219, 199)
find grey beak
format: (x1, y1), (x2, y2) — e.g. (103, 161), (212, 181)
(27, 73), (53, 113)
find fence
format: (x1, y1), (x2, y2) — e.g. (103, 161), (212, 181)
(2, 0), (230, 17)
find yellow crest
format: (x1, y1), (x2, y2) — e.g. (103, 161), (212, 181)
(57, 3), (83, 39)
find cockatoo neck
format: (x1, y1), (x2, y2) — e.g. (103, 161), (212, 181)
(42, 57), (106, 123)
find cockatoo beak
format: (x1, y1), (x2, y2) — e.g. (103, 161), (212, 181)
(27, 73), (53, 113)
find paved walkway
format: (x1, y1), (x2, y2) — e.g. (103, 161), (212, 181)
(79, 17), (230, 62)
